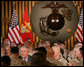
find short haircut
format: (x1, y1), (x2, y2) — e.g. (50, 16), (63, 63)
(17, 43), (21, 45)
(74, 42), (83, 46)
(20, 46), (29, 51)
(24, 41), (32, 47)
(79, 47), (83, 56)
(11, 46), (19, 54)
(57, 41), (65, 44)
(44, 40), (50, 44)
(34, 47), (47, 58)
(31, 52), (45, 66)
(1, 56), (11, 66)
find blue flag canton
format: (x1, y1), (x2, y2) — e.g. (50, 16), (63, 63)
(10, 9), (19, 29)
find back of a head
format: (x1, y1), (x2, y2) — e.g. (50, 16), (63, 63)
(11, 46), (19, 54)
(79, 47), (83, 57)
(31, 53), (46, 66)
(17, 43), (21, 46)
(34, 47), (47, 58)
(74, 42), (83, 47)
(1, 56), (11, 66)
(57, 41), (64, 44)
(44, 40), (51, 47)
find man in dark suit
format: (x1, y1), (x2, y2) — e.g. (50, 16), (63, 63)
(10, 46), (30, 66)
(20, 46), (31, 64)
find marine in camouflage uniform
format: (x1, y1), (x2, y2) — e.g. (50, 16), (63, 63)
(10, 57), (30, 66)
(73, 46), (83, 66)
(67, 57), (80, 66)
(10, 46), (30, 66)
(68, 46), (83, 66)
(74, 59), (83, 66)
(47, 53), (68, 66)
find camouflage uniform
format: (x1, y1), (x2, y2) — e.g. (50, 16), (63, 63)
(67, 49), (83, 66)
(67, 58), (80, 66)
(10, 58), (30, 66)
(47, 53), (68, 66)
(45, 60), (57, 66)
(69, 50), (75, 59)
(74, 59), (83, 66)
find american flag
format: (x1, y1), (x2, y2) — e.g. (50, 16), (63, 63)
(8, 8), (23, 45)
(75, 8), (83, 42)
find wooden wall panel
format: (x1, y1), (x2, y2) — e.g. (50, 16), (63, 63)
(22, 1), (24, 18)
(1, 1), (82, 50)
(65, 41), (67, 49)
(9, 1), (11, 25)
(71, 36), (73, 49)
(68, 38), (70, 51)
(32, 1), (35, 7)
(29, 1), (31, 19)
(5, 1), (8, 37)
(1, 1), (4, 38)
(19, 1), (21, 31)
(33, 32), (35, 42)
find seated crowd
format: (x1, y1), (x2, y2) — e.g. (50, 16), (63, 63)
(1, 38), (83, 66)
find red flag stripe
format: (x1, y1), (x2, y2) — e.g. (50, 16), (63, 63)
(15, 26), (23, 44)
(77, 31), (83, 42)
(9, 27), (19, 44)
(9, 31), (17, 44)
(76, 31), (83, 42)
(77, 29), (83, 40)
(76, 34), (81, 42)
(8, 33), (13, 42)
(77, 25), (83, 35)
(12, 27), (21, 45)
(75, 8), (83, 42)
(15, 26), (20, 35)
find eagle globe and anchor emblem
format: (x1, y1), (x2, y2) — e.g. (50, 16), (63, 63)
(21, 21), (31, 33)
(39, 1), (73, 36)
